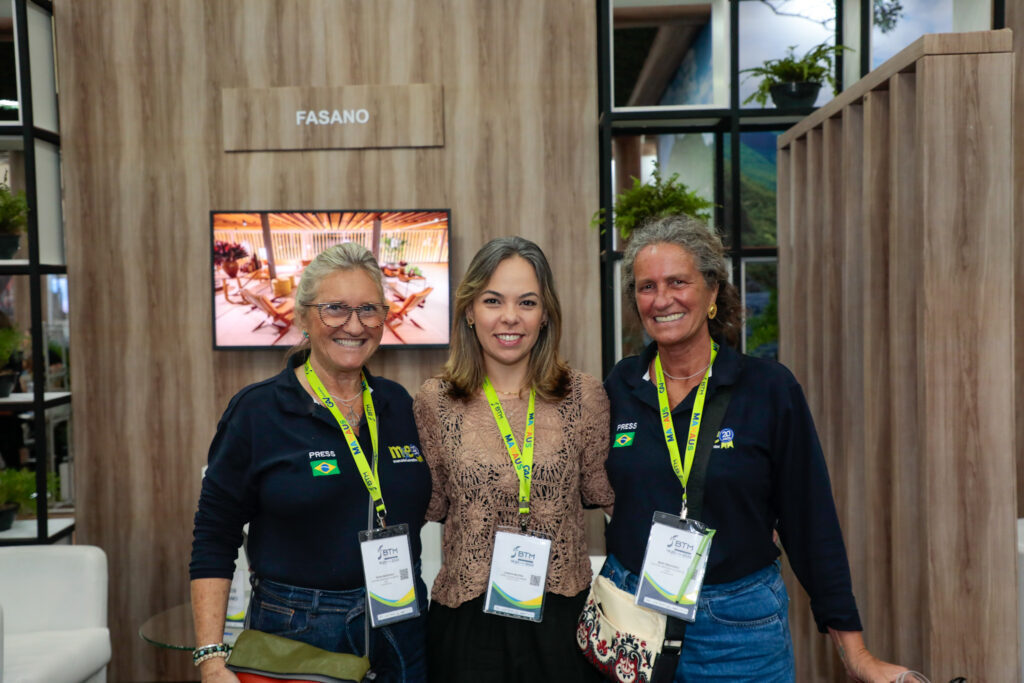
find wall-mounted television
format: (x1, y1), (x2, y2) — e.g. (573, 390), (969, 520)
(211, 209), (451, 350)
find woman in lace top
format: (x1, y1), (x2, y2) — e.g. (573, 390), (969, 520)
(414, 236), (613, 682)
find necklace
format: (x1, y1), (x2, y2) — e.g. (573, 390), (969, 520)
(333, 390), (363, 424)
(311, 382), (363, 423)
(659, 360), (712, 382)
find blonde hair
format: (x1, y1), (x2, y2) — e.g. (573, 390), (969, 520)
(288, 242), (386, 359)
(442, 237), (569, 400)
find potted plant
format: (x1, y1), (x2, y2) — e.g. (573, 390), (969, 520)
(0, 468), (58, 531)
(741, 42), (850, 109)
(0, 174), (28, 260)
(591, 161), (714, 240)
(213, 240), (248, 278)
(0, 311), (23, 398)
(381, 237), (408, 266)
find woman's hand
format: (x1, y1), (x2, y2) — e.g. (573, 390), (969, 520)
(199, 657), (240, 683)
(828, 628), (911, 683)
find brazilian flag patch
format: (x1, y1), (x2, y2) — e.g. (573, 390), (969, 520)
(311, 459), (340, 476)
(613, 432), (635, 448)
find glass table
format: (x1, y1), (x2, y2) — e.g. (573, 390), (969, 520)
(139, 602), (244, 651)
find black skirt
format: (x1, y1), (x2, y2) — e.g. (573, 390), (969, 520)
(427, 589), (603, 683)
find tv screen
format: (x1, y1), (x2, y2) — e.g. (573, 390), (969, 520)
(212, 209), (451, 349)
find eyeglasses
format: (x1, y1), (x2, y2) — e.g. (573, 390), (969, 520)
(303, 302), (390, 328)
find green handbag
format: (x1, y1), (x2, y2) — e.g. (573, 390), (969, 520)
(226, 629), (372, 683)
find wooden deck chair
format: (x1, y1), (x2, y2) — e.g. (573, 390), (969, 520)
(240, 288), (295, 344)
(384, 287), (433, 342)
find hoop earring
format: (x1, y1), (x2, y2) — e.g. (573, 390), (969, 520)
(708, 303), (717, 320)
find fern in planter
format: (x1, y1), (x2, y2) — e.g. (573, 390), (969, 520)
(0, 176), (28, 260)
(591, 162), (714, 240)
(741, 42), (850, 108)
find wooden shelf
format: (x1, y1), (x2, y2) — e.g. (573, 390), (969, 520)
(0, 392), (71, 410)
(0, 517), (74, 544)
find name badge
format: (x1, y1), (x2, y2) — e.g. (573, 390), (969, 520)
(358, 524), (420, 628)
(483, 528), (552, 622)
(635, 511), (716, 622)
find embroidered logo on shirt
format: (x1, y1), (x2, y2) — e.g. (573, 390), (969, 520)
(613, 432), (635, 448)
(389, 444), (424, 463)
(311, 459), (340, 476)
(713, 428), (735, 449)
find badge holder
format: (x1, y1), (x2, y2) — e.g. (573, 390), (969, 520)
(635, 511), (715, 622)
(483, 525), (552, 623)
(358, 523), (420, 628)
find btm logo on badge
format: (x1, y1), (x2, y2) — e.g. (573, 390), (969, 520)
(666, 534), (695, 558)
(377, 544), (399, 563)
(510, 545), (536, 567)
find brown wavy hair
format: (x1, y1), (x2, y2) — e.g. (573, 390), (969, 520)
(621, 215), (743, 347)
(442, 236), (570, 401)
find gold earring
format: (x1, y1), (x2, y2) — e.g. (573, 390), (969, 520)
(708, 303), (717, 320)
(467, 319), (474, 329)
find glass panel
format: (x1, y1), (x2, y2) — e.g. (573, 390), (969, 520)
(34, 139), (64, 265)
(870, 0), (991, 70)
(0, 150), (27, 262)
(27, 3), (58, 133)
(0, 1), (17, 123)
(723, 131), (781, 249)
(612, 0), (729, 108)
(871, 0), (953, 69)
(742, 258), (778, 359)
(738, 0), (836, 110)
(609, 132), (716, 251)
(615, 259), (649, 361)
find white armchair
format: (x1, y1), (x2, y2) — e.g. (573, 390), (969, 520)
(0, 545), (111, 683)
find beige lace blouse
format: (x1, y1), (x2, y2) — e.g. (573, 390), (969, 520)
(413, 369), (615, 608)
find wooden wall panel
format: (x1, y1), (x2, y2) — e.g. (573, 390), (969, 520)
(55, 1), (599, 680)
(778, 33), (1016, 681)
(917, 52), (1016, 679)
(887, 70), (925, 669)
(1008, 0), (1024, 523)
(860, 90), (894, 654)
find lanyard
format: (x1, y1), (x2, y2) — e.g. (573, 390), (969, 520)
(482, 378), (536, 530)
(653, 340), (719, 520)
(304, 360), (385, 526)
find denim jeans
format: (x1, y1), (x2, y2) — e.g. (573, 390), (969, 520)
(246, 573), (429, 683)
(601, 554), (795, 683)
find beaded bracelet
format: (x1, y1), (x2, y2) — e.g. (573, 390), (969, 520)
(194, 650), (230, 666)
(192, 642), (231, 666)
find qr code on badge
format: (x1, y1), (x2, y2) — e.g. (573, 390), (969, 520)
(530, 575), (541, 587)
(400, 568), (410, 580)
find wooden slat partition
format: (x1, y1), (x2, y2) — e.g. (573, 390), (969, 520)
(54, 1), (599, 680)
(777, 31), (1016, 681)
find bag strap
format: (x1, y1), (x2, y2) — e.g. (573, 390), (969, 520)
(651, 383), (734, 683)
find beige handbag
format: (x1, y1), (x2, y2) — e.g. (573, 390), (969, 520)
(576, 574), (670, 683)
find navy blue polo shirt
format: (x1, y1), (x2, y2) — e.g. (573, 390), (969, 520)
(604, 342), (861, 633)
(190, 357), (431, 590)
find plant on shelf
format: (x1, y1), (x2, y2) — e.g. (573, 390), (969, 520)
(213, 240), (248, 278)
(0, 173), (28, 260)
(741, 42), (850, 109)
(381, 237), (407, 265)
(0, 468), (58, 531)
(0, 311), (23, 399)
(591, 161), (714, 241)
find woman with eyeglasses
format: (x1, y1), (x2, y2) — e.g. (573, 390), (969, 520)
(190, 242), (431, 683)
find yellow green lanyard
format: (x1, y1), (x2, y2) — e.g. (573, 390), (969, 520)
(482, 378), (536, 530)
(653, 341), (719, 520)
(304, 360), (385, 526)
